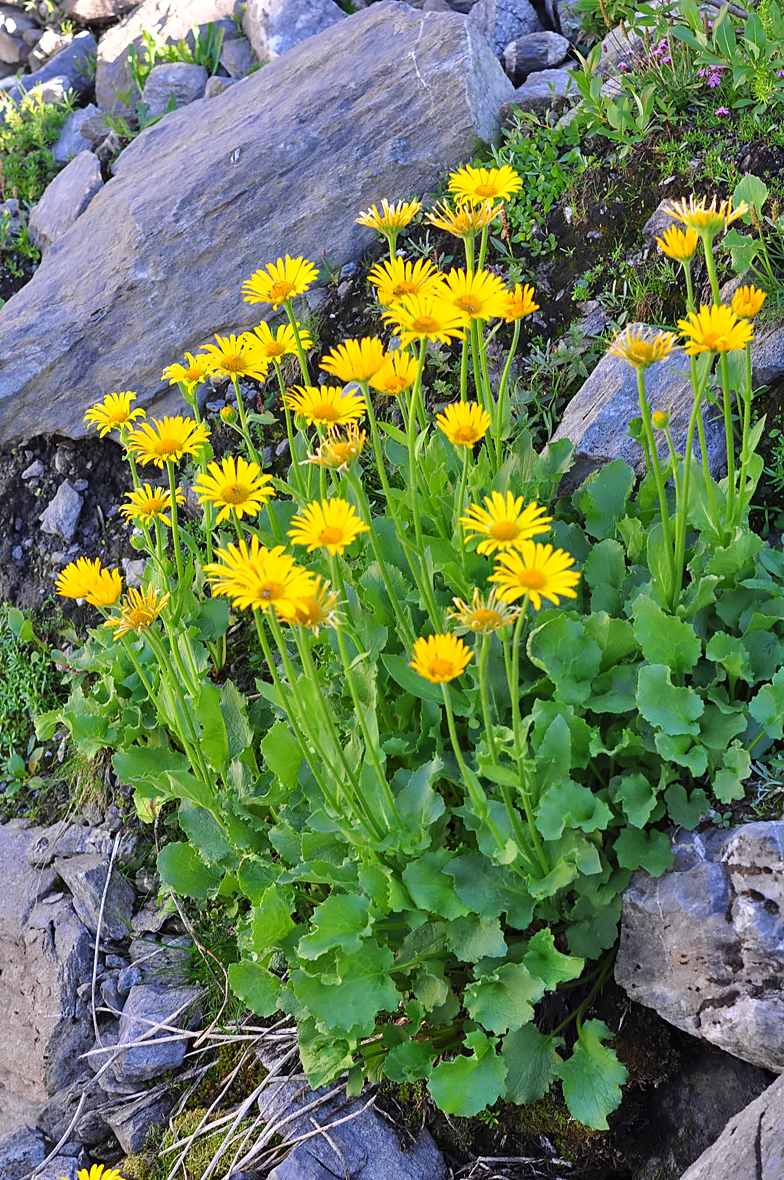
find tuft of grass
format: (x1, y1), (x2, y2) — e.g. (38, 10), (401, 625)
(0, 90), (73, 205)
(0, 604), (62, 765)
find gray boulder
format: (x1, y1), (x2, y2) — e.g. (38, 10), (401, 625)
(679, 1071), (784, 1180)
(616, 822), (784, 1074)
(501, 64), (574, 117)
(54, 852), (136, 941)
(64, 0), (137, 18)
(35, 1073), (110, 1146)
(0, 1), (512, 444)
(141, 61), (209, 117)
(503, 30), (569, 84)
(28, 152), (104, 255)
(469, 0), (540, 59)
(35, 1159), (79, 1180)
(642, 197), (679, 243)
(0, 1126), (46, 1180)
(596, 20), (644, 77)
(52, 103), (99, 164)
(243, 0), (346, 60)
(220, 34), (256, 77)
(4, 30), (96, 108)
(750, 320), (784, 389)
(112, 982), (201, 1083)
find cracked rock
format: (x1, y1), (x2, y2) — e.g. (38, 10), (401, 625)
(112, 982), (201, 1083)
(55, 852), (136, 942)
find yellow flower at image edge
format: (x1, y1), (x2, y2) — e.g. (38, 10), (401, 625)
(436, 401), (490, 447)
(75, 1165), (124, 1180)
(384, 293), (467, 347)
(608, 326), (676, 370)
(285, 384), (366, 426)
(162, 352), (214, 391)
(356, 198), (421, 234)
(489, 541), (580, 611)
(120, 483), (185, 527)
(411, 633), (473, 683)
(288, 497), (369, 555)
(251, 320), (313, 360)
(56, 557), (122, 607)
(128, 416), (210, 467)
(242, 255), (319, 308)
(104, 586), (170, 637)
(460, 491), (552, 554)
(83, 391), (145, 437)
(320, 337), (387, 383)
(442, 267), (510, 322)
(205, 537), (314, 616)
(193, 455), (275, 523)
(677, 304), (753, 354)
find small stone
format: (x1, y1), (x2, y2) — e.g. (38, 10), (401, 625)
(0, 1125), (47, 1180)
(54, 852), (136, 941)
(0, 28), (24, 64)
(220, 34), (255, 78)
(95, 128), (123, 163)
(112, 983), (201, 1084)
(105, 953), (128, 970)
(275, 438), (290, 457)
(52, 102), (98, 163)
(117, 965), (143, 994)
(21, 458), (44, 479)
(63, 0), (137, 19)
(121, 557), (146, 589)
(34, 1157), (79, 1180)
(142, 61), (209, 119)
(28, 73), (73, 104)
(54, 446), (72, 473)
(642, 198), (678, 243)
(503, 30), (569, 84)
(107, 1091), (175, 1153)
(243, 0), (346, 60)
(39, 480), (84, 541)
(204, 73), (238, 99)
(11, 545), (22, 560)
(469, 0), (540, 60)
(501, 65), (575, 120)
(73, 478), (89, 492)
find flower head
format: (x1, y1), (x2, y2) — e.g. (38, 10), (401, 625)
(731, 284), (767, 319)
(677, 303), (753, 354)
(128, 416), (211, 467)
(251, 320), (313, 361)
(367, 256), (443, 308)
(652, 410), (670, 430)
(76, 1166), (124, 1180)
(664, 194), (748, 236)
(369, 350), (418, 396)
(288, 497), (369, 555)
(489, 542), (580, 610)
(120, 483), (185, 527)
(435, 401), (490, 447)
(383, 293), (467, 347)
(426, 199), (502, 240)
(304, 422), (366, 471)
(193, 455), (275, 523)
(410, 633), (473, 683)
(286, 576), (342, 634)
(502, 283), (539, 322)
(608, 325), (676, 369)
(205, 538), (313, 616)
(320, 337), (387, 383)
(104, 586), (171, 637)
(220, 405), (237, 424)
(656, 225), (700, 263)
(715, 106), (730, 117)
(56, 557), (123, 607)
(448, 164), (522, 205)
(162, 353), (214, 392)
(448, 587), (521, 634)
(441, 267), (510, 322)
(285, 384), (366, 426)
(200, 334), (270, 382)
(460, 491), (552, 554)
(242, 255), (320, 308)
(356, 198), (421, 235)
(84, 391), (145, 438)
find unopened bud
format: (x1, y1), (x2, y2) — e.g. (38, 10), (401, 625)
(652, 410), (669, 430)
(220, 405), (237, 424)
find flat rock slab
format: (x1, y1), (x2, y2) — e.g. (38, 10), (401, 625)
(0, 1125), (46, 1180)
(615, 821), (784, 1073)
(4, 30), (96, 108)
(54, 851), (136, 941)
(0, 0), (512, 445)
(112, 982), (201, 1083)
(28, 151), (103, 254)
(679, 1070), (784, 1180)
(141, 61), (208, 118)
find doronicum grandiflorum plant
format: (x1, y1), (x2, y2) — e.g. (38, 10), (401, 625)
(40, 178), (784, 1130)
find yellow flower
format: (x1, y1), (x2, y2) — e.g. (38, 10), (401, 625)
(435, 401), (490, 447)
(83, 391), (145, 438)
(383, 293), (467, 347)
(286, 576), (342, 634)
(460, 491), (552, 554)
(56, 557), (122, 607)
(288, 497), (369, 555)
(193, 455), (275, 523)
(426, 199), (502, 240)
(652, 410), (669, 430)
(489, 542), (580, 610)
(162, 353), (214, 391)
(369, 350), (418, 396)
(410, 633), (473, 683)
(441, 267), (510, 322)
(242, 255), (320, 308)
(104, 586), (170, 637)
(731, 284), (767, 318)
(664, 195), (748, 236)
(251, 320), (313, 360)
(502, 283), (539, 322)
(285, 384), (366, 426)
(205, 538), (313, 616)
(656, 225), (700, 263)
(608, 326), (676, 370)
(77, 1166), (124, 1180)
(320, 337), (387, 383)
(304, 422), (366, 471)
(367, 256), (443, 308)
(356, 198), (421, 234)
(448, 587), (521, 634)
(200, 334), (270, 382)
(677, 303), (754, 354)
(120, 483), (185, 527)
(128, 416), (211, 467)
(448, 163), (523, 205)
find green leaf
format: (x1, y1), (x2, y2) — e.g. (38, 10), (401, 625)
(633, 595), (701, 675)
(523, 928), (584, 988)
(567, 893), (623, 959)
(713, 741), (752, 804)
(637, 665), (704, 735)
(536, 780), (612, 840)
(722, 227), (759, 273)
(402, 850), (470, 920)
(464, 963), (543, 1034)
(221, 679), (254, 760)
(293, 942), (400, 1038)
(583, 613), (638, 671)
(298, 894), (373, 960)
(445, 915), (507, 961)
(614, 827), (674, 876)
(194, 681), (229, 774)
(228, 960), (281, 1017)
(578, 460), (635, 540)
(428, 1029), (507, 1117)
(502, 1024), (563, 1104)
(445, 853), (534, 929)
(654, 732), (708, 776)
(178, 801), (235, 864)
(260, 721), (303, 790)
(732, 171), (769, 216)
(749, 668), (784, 739)
(527, 615), (602, 706)
(584, 539), (626, 612)
(157, 841), (222, 900)
(609, 773), (657, 828)
(195, 596), (230, 641)
(297, 1014), (355, 1089)
(248, 886), (295, 952)
(588, 664), (638, 713)
(555, 1019), (628, 1130)
(664, 783), (711, 829)
(384, 1038), (434, 1082)
(394, 756), (445, 844)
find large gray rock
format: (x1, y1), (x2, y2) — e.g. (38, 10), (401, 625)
(616, 822), (784, 1074)
(0, 1126), (47, 1180)
(503, 30), (569, 84)
(750, 320), (784, 388)
(469, 0), (540, 59)
(4, 30), (96, 108)
(55, 851), (136, 941)
(0, 1), (512, 444)
(551, 324), (726, 491)
(112, 982), (201, 1083)
(220, 33), (256, 77)
(52, 103), (99, 163)
(679, 1071), (784, 1180)
(64, 0), (137, 19)
(243, 0), (346, 60)
(35, 1073), (111, 1146)
(141, 61), (209, 117)
(596, 20), (644, 77)
(28, 151), (104, 255)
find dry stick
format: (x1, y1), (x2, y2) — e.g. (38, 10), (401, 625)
(90, 830), (122, 1049)
(164, 889), (231, 1043)
(308, 1114), (350, 1180)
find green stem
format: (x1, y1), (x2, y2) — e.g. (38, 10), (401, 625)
(720, 351), (736, 522)
(508, 609), (549, 875)
(736, 341), (754, 526)
(635, 368), (676, 606)
(283, 302), (311, 386)
(702, 235), (721, 304)
(459, 335), (469, 403)
(231, 376), (262, 468)
(166, 460), (186, 590)
(455, 448), (469, 577)
(273, 359), (305, 499)
(346, 469), (415, 647)
(478, 633), (498, 763)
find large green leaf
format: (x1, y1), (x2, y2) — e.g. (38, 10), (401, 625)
(578, 460), (635, 540)
(609, 772), (657, 828)
(248, 886), (295, 953)
(654, 732), (708, 776)
(444, 915), (507, 961)
(614, 827), (674, 876)
(228, 960), (281, 1017)
(194, 681), (229, 774)
(705, 632), (754, 684)
(428, 1030), (507, 1116)
(749, 668), (784, 739)
(633, 595), (700, 675)
(260, 720), (303, 790)
(157, 841), (222, 900)
(713, 742), (752, 803)
(536, 780), (613, 840)
(293, 942), (400, 1038)
(297, 894), (373, 960)
(464, 963), (543, 1034)
(502, 1024), (563, 1104)
(664, 783), (710, 829)
(446, 852), (534, 929)
(528, 615), (602, 706)
(297, 1015), (355, 1089)
(637, 665), (704, 735)
(402, 850), (471, 920)
(384, 1037), (435, 1082)
(523, 928), (584, 988)
(555, 1019), (628, 1130)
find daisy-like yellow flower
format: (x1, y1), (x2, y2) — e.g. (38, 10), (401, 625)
(193, 455), (275, 523)
(320, 337), (387, 384)
(460, 491), (552, 555)
(120, 483), (185, 527)
(304, 422), (367, 471)
(367, 256), (444, 308)
(656, 225), (700, 263)
(205, 538), (313, 616)
(104, 586), (171, 638)
(251, 320), (313, 361)
(608, 326), (676, 370)
(731, 284), (767, 318)
(663, 195), (748, 237)
(435, 401), (490, 447)
(383, 293), (467, 347)
(56, 557), (122, 607)
(448, 163), (523, 206)
(83, 391), (145, 438)
(286, 576), (342, 634)
(356, 198), (421, 235)
(162, 353), (214, 392)
(200, 334), (271, 382)
(77, 1165), (124, 1180)
(285, 384), (366, 426)
(128, 416), (211, 467)
(369, 350), (418, 396)
(426, 199), (502, 240)
(242, 255), (320, 309)
(652, 410), (670, 430)
(410, 633), (473, 683)
(448, 587), (521, 634)
(677, 303), (753, 355)
(288, 497), (369, 555)
(441, 268), (510, 322)
(489, 542), (580, 611)
(502, 283), (539, 322)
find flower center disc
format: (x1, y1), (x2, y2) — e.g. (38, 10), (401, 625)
(269, 280), (295, 302)
(517, 569), (547, 590)
(154, 438), (180, 456)
(412, 316), (437, 332)
(259, 581), (283, 602)
(314, 403), (340, 421)
(456, 296), (480, 315)
(319, 526), (344, 546)
(223, 355), (246, 373)
(429, 658), (454, 679)
(470, 609), (502, 630)
(474, 183), (496, 198)
(222, 483), (249, 504)
(128, 607), (155, 628)
(453, 426), (478, 444)
(490, 520), (520, 542)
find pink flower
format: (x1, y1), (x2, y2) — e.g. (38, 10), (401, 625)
(716, 106), (730, 117)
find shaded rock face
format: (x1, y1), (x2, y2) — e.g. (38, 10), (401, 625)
(0, 1), (512, 445)
(615, 822), (784, 1073)
(243, 0), (346, 61)
(679, 1070), (784, 1180)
